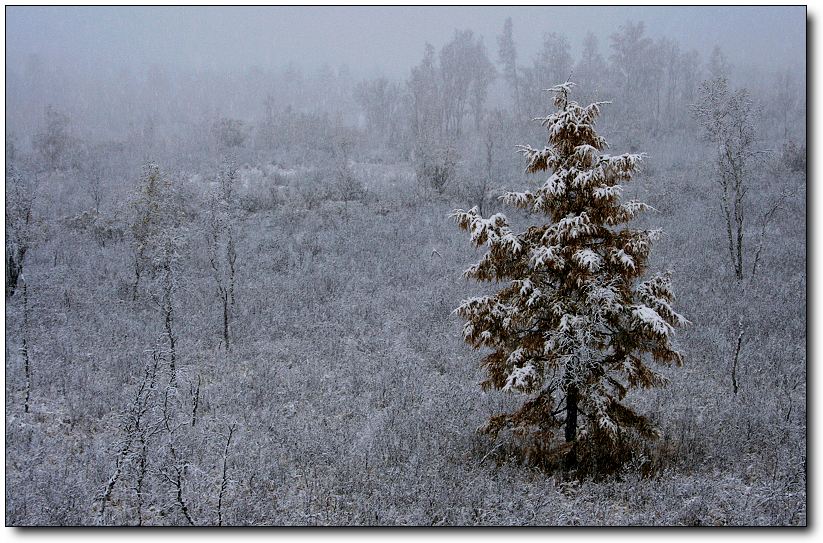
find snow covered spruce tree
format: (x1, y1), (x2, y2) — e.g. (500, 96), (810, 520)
(452, 82), (687, 472)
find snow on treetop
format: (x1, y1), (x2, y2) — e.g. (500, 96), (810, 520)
(549, 81), (576, 93)
(572, 166), (605, 189)
(574, 144), (599, 165)
(599, 153), (646, 178)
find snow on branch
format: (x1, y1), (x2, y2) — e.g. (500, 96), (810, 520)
(631, 305), (673, 337)
(543, 212), (599, 244)
(573, 248), (602, 272)
(451, 207), (521, 253)
(517, 145), (559, 174)
(503, 362), (538, 392)
(529, 244), (566, 270)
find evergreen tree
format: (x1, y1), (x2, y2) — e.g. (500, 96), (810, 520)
(452, 82), (687, 470)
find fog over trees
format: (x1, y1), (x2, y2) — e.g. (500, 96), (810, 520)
(5, 6), (806, 526)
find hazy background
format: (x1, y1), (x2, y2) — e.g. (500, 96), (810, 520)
(5, 5), (806, 148)
(6, 6), (806, 77)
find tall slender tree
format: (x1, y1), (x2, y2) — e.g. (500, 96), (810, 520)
(497, 17), (521, 116)
(207, 159), (239, 350)
(575, 32), (607, 104)
(690, 77), (756, 282)
(521, 32), (573, 118)
(453, 83), (687, 470)
(129, 162), (184, 300)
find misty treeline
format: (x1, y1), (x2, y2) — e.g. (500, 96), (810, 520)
(6, 16), (805, 526)
(5, 19), (805, 185)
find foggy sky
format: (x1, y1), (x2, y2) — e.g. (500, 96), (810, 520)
(5, 6), (806, 78)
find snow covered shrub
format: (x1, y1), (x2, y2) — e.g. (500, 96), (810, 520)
(63, 210), (125, 247)
(452, 83), (688, 474)
(292, 169), (334, 210)
(332, 162), (367, 205)
(415, 144), (457, 195)
(211, 117), (247, 151)
(235, 166), (289, 213)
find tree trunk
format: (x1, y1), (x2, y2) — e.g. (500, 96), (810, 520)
(6, 247), (26, 297)
(565, 384), (578, 443)
(734, 174), (745, 281)
(21, 281), (31, 413)
(731, 321), (744, 394)
(564, 384), (579, 470)
(222, 292), (230, 351)
(163, 273), (177, 386)
(132, 252), (142, 302)
(217, 423), (236, 526)
(136, 435), (147, 526)
(165, 305), (176, 385)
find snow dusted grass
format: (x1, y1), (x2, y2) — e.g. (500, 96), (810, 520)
(5, 135), (805, 525)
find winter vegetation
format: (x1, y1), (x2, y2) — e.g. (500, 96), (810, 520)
(5, 7), (806, 526)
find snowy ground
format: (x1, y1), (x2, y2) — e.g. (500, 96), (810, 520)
(5, 135), (806, 526)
